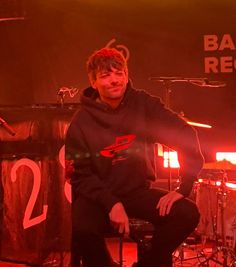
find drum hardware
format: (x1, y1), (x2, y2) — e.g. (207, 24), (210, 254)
(203, 160), (236, 171)
(173, 239), (207, 266)
(197, 171), (236, 266)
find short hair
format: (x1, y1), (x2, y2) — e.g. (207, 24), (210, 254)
(86, 47), (128, 81)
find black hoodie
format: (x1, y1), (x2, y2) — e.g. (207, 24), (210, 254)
(65, 83), (204, 212)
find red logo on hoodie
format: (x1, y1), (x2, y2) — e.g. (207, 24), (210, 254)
(100, 134), (136, 164)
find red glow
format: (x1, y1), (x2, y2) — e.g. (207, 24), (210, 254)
(64, 181), (72, 203)
(59, 145), (65, 168)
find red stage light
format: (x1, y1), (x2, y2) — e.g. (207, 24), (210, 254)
(163, 151), (180, 168)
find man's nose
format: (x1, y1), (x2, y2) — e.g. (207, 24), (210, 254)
(110, 75), (119, 84)
(111, 79), (119, 85)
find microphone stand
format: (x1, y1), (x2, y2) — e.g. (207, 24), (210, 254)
(149, 76), (225, 191)
(162, 80), (172, 191)
(149, 78), (179, 191)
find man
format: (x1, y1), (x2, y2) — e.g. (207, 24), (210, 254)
(65, 47), (204, 267)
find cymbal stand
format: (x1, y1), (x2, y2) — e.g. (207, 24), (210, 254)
(197, 171), (236, 267)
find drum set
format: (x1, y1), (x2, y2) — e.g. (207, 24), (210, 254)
(195, 160), (236, 266)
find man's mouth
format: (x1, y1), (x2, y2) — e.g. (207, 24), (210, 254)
(109, 85), (122, 90)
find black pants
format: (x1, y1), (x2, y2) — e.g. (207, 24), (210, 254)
(71, 188), (200, 267)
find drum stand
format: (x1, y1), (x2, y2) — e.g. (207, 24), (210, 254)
(197, 172), (236, 267)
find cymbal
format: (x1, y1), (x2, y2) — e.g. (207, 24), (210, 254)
(203, 160), (236, 170)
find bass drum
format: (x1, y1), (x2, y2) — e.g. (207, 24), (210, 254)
(195, 181), (218, 239)
(196, 180), (236, 242)
(217, 188), (236, 239)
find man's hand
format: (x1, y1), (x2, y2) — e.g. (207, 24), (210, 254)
(109, 202), (130, 235)
(156, 191), (184, 216)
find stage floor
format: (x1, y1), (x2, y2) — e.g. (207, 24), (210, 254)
(108, 237), (236, 267)
(1, 237), (236, 267)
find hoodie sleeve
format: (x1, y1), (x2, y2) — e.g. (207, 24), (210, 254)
(65, 119), (119, 213)
(144, 93), (204, 197)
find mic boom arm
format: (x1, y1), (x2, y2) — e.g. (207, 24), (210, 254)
(149, 76), (226, 88)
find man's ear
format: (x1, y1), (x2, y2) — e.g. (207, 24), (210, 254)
(125, 68), (129, 83)
(89, 78), (97, 90)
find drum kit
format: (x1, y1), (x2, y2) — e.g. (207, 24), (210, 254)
(149, 76), (232, 265)
(195, 160), (236, 266)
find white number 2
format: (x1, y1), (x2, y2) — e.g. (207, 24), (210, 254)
(11, 158), (48, 229)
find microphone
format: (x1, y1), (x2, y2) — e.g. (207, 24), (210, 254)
(149, 77), (184, 82)
(204, 80), (226, 88)
(0, 117), (16, 136)
(190, 79), (226, 88)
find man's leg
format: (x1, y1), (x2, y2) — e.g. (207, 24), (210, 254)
(123, 188), (200, 267)
(71, 196), (112, 267)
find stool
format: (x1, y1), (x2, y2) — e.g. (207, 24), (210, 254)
(104, 219), (155, 267)
(79, 218), (155, 267)
(129, 218), (155, 262)
(111, 218), (155, 266)
(105, 231), (124, 267)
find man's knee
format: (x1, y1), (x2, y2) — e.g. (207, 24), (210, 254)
(173, 199), (200, 229)
(182, 199), (200, 230)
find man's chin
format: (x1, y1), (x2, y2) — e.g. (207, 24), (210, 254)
(109, 89), (126, 98)
(109, 94), (124, 100)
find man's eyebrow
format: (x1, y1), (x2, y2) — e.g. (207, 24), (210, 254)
(98, 71), (110, 75)
(99, 69), (111, 73)
(98, 69), (123, 75)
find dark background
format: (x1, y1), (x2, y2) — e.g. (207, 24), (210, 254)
(1, 0), (236, 161)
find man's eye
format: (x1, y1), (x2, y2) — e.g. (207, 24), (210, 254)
(100, 74), (109, 78)
(116, 72), (124, 76)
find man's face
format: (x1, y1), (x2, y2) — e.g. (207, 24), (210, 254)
(90, 67), (128, 104)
